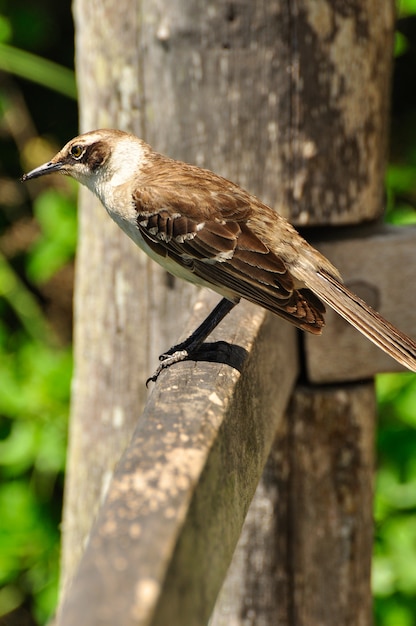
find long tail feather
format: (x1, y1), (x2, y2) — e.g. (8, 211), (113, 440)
(299, 269), (416, 371)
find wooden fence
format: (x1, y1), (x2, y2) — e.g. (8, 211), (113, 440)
(55, 1), (416, 624)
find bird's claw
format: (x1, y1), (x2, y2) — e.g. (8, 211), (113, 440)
(146, 349), (189, 386)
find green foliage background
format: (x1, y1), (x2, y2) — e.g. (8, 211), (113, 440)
(373, 3), (416, 625)
(0, 1), (415, 624)
(0, 1), (77, 623)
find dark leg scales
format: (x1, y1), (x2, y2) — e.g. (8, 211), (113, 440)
(146, 297), (237, 385)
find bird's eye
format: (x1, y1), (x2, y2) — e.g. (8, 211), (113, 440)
(70, 145), (84, 159)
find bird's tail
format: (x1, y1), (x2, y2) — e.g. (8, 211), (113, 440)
(298, 268), (416, 372)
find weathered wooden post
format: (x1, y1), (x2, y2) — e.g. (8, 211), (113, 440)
(62, 0), (301, 595)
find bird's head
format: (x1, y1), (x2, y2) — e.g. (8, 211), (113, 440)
(22, 129), (149, 194)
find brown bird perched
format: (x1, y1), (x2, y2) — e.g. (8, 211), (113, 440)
(22, 129), (416, 382)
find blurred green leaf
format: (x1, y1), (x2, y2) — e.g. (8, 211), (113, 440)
(375, 600), (414, 626)
(385, 166), (416, 224)
(375, 466), (416, 517)
(386, 205), (416, 225)
(375, 516), (416, 595)
(386, 166), (416, 194)
(0, 420), (37, 474)
(377, 373), (416, 428)
(0, 42), (76, 99)
(394, 32), (409, 57)
(0, 480), (60, 621)
(0, 14), (12, 44)
(398, 0), (416, 16)
(0, 339), (72, 421)
(375, 370), (416, 625)
(28, 187), (77, 284)
(0, 250), (53, 344)
(0, 482), (45, 572)
(373, 555), (395, 596)
(0, 585), (24, 617)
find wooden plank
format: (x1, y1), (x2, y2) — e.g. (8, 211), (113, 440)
(211, 383), (375, 626)
(57, 291), (298, 626)
(285, 0), (394, 226)
(210, 439), (289, 626)
(304, 225), (416, 382)
(285, 384), (375, 626)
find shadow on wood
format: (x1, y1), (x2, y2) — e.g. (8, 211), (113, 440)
(178, 340), (248, 372)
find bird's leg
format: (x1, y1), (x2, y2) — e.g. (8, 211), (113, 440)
(161, 297), (237, 357)
(147, 297), (238, 385)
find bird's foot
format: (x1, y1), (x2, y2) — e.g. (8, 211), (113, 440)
(146, 349), (190, 387)
(146, 298), (238, 386)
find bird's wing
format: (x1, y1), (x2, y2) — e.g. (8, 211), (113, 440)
(133, 185), (326, 334)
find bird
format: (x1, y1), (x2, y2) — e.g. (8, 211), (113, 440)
(22, 129), (416, 382)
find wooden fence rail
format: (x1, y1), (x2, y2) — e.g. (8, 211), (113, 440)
(57, 292), (298, 626)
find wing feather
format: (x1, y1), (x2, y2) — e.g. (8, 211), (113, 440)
(133, 185), (326, 333)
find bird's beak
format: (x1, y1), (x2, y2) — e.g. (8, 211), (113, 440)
(21, 160), (64, 182)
